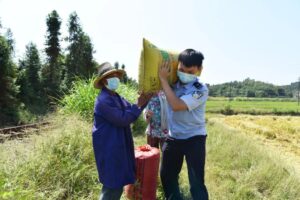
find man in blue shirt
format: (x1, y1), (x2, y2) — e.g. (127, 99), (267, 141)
(92, 62), (152, 200)
(159, 49), (209, 200)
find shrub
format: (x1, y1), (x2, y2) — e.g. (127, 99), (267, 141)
(221, 104), (235, 115)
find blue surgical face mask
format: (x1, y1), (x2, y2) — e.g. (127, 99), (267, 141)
(177, 71), (197, 84)
(106, 77), (120, 91)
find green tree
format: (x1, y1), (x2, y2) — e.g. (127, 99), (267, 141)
(297, 77), (300, 106)
(208, 78), (292, 98)
(64, 12), (95, 88)
(246, 90), (255, 97)
(41, 10), (62, 100)
(16, 59), (27, 104)
(0, 29), (19, 125)
(5, 28), (14, 52)
(18, 43), (43, 108)
(277, 88), (286, 97)
(121, 64), (128, 83)
(114, 62), (119, 69)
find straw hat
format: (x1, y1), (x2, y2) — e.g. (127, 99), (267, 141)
(93, 62), (125, 89)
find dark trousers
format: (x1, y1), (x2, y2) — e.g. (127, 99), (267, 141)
(160, 135), (208, 200)
(147, 134), (166, 150)
(99, 186), (123, 200)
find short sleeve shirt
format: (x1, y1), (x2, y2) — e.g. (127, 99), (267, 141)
(167, 78), (208, 139)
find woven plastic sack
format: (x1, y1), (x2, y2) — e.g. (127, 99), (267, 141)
(138, 38), (179, 93)
(124, 145), (160, 200)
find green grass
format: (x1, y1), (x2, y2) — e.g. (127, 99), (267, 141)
(1, 114), (299, 199)
(59, 78), (99, 120)
(207, 99), (300, 115)
(0, 114), (100, 200)
(208, 97), (297, 102)
(1, 79), (299, 199)
(205, 118), (300, 200)
(59, 78), (300, 118)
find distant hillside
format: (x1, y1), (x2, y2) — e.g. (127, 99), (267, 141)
(208, 78), (299, 98)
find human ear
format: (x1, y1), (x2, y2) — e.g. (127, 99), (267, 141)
(101, 79), (108, 86)
(197, 66), (203, 76)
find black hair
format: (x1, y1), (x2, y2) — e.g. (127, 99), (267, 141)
(178, 49), (204, 68)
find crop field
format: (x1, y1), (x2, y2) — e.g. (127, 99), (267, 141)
(206, 98), (300, 115)
(210, 114), (300, 178)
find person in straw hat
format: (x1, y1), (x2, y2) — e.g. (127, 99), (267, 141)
(92, 62), (152, 200)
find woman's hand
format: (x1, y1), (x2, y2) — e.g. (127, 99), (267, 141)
(145, 110), (154, 123)
(137, 92), (153, 108)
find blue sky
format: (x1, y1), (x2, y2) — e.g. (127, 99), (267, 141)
(0, 0), (299, 85)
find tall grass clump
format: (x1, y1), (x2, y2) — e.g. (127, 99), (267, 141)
(0, 114), (100, 200)
(220, 104), (235, 115)
(60, 78), (98, 120)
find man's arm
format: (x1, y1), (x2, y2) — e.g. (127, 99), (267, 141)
(159, 62), (188, 111)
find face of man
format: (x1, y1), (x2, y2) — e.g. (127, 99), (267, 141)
(177, 62), (201, 75)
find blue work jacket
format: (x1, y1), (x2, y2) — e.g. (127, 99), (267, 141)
(92, 87), (143, 189)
